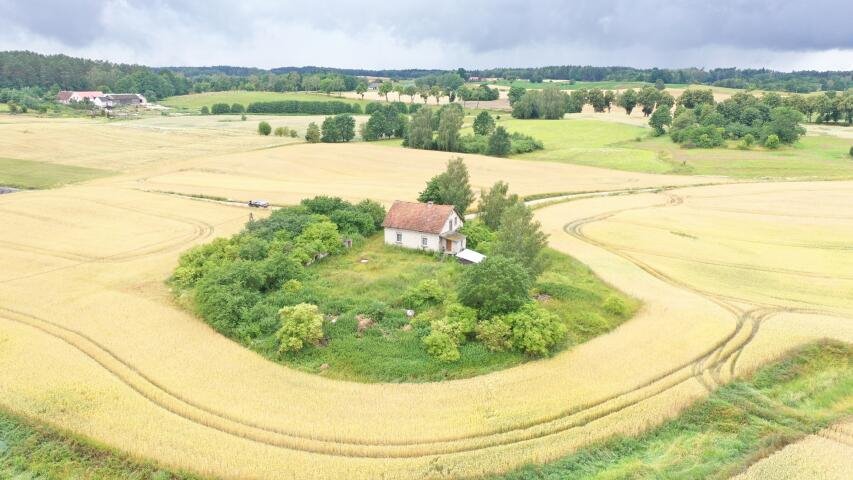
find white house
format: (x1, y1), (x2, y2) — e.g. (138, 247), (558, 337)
(56, 90), (104, 104)
(382, 201), (466, 254)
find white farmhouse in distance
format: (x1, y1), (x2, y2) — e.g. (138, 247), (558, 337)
(382, 201), (466, 254)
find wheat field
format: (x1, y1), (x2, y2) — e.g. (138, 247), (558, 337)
(0, 116), (851, 478)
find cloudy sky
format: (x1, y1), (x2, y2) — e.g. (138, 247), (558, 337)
(1, 0), (851, 71)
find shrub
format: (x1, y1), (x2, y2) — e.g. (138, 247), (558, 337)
(503, 303), (567, 356)
(473, 111), (496, 136)
(274, 126), (289, 137)
(487, 126), (511, 157)
(764, 133), (780, 149)
(422, 329), (460, 362)
(509, 132), (544, 154)
(305, 122), (320, 143)
(200, 105), (209, 115)
(258, 121), (271, 136)
(849, 146), (853, 158)
(475, 317), (513, 351)
(289, 129), (298, 138)
(602, 295), (628, 317)
(241, 114), (247, 121)
(401, 279), (446, 310)
(211, 103), (231, 115)
(457, 256), (532, 319)
(230, 103), (245, 113)
(276, 303), (324, 354)
(737, 133), (755, 150)
(282, 279), (302, 294)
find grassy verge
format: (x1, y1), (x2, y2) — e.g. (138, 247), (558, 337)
(0, 409), (200, 480)
(161, 91), (372, 111)
(241, 236), (638, 383)
(496, 341), (853, 479)
(0, 158), (114, 189)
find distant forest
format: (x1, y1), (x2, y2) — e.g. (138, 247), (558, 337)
(0, 51), (851, 105)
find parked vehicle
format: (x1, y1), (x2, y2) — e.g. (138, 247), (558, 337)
(248, 200), (270, 208)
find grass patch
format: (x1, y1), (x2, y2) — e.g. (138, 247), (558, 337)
(0, 409), (201, 480)
(230, 235), (637, 383)
(161, 91), (371, 112)
(499, 118), (672, 173)
(496, 341), (853, 479)
(0, 158), (114, 189)
(632, 134), (853, 179)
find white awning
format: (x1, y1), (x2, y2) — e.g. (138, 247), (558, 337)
(456, 249), (485, 263)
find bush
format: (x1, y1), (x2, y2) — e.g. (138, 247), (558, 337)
(200, 105), (209, 115)
(400, 279), (446, 310)
(276, 303), (324, 354)
(457, 256), (532, 319)
(422, 329), (460, 362)
(443, 303), (478, 340)
(258, 121), (271, 136)
(475, 317), (513, 351)
(289, 129), (298, 138)
(849, 146), (853, 158)
(509, 132), (544, 154)
(241, 114), (247, 121)
(211, 103), (231, 115)
(737, 133), (755, 150)
(473, 111), (496, 136)
(487, 126), (511, 157)
(503, 303), (567, 356)
(274, 126), (289, 137)
(602, 295), (628, 317)
(230, 103), (245, 113)
(305, 122), (320, 143)
(764, 134), (780, 149)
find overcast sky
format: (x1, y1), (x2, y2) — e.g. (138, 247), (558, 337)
(1, 0), (852, 71)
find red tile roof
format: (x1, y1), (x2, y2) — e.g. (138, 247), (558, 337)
(382, 201), (455, 234)
(56, 91), (73, 101)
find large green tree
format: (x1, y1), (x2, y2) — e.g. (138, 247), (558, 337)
(473, 111), (496, 136)
(491, 203), (548, 278)
(435, 104), (463, 151)
(457, 256), (532, 319)
(478, 181), (519, 230)
(487, 126), (511, 157)
(406, 107), (434, 149)
(417, 157), (474, 216)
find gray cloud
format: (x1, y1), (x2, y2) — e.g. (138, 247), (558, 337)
(1, 0), (851, 70)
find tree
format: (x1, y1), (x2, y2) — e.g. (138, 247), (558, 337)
(637, 86), (661, 116)
(491, 202), (548, 278)
(617, 89), (638, 115)
(320, 114), (355, 143)
(508, 86), (526, 105)
(649, 105), (672, 135)
(472, 111), (496, 136)
(654, 79), (665, 90)
(276, 303), (324, 354)
(677, 88), (715, 109)
(355, 79), (367, 99)
(429, 85), (441, 104)
(417, 175), (442, 204)
(378, 82), (393, 101)
(394, 83), (405, 101)
(230, 103), (245, 113)
(587, 89), (606, 112)
(435, 104), (463, 151)
(305, 122), (320, 143)
(439, 157), (474, 215)
(763, 107), (805, 144)
(457, 256), (532, 319)
(258, 121), (271, 136)
(406, 107), (434, 149)
(200, 105), (210, 115)
(419, 87), (430, 104)
(487, 126), (511, 157)
(481, 303), (567, 356)
(604, 90), (616, 112)
(404, 85), (417, 103)
(478, 181), (519, 230)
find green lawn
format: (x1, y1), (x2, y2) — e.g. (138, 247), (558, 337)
(0, 158), (114, 189)
(497, 341), (853, 480)
(161, 91), (371, 112)
(499, 118), (675, 173)
(633, 134), (853, 179)
(0, 104), (8, 112)
(252, 236), (638, 383)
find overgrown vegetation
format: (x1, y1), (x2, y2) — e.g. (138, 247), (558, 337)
(496, 341), (853, 480)
(171, 164), (637, 382)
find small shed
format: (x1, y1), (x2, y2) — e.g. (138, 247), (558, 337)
(456, 249), (485, 265)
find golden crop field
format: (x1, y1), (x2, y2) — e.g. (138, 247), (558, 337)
(0, 115), (851, 478)
(732, 420), (853, 480)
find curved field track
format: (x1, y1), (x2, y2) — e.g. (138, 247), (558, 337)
(0, 172), (851, 476)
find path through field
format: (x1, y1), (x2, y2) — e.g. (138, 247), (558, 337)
(0, 131), (851, 477)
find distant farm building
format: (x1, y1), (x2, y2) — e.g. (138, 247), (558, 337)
(92, 93), (147, 109)
(382, 201), (466, 254)
(56, 90), (104, 104)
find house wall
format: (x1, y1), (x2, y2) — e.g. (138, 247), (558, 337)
(384, 228), (441, 252)
(439, 211), (463, 235)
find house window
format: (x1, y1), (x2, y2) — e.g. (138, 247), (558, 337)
(396, 232), (402, 243)
(421, 236), (428, 247)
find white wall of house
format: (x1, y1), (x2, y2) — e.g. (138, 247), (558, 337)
(384, 228), (442, 252)
(441, 211), (463, 234)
